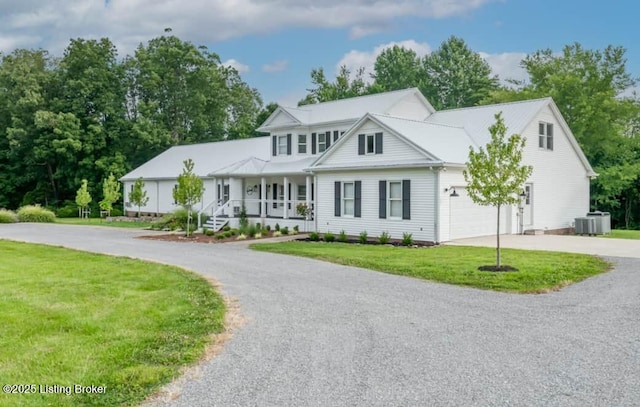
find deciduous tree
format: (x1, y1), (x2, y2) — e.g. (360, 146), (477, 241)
(130, 178), (149, 218)
(75, 179), (92, 218)
(463, 113), (533, 268)
(173, 159), (204, 236)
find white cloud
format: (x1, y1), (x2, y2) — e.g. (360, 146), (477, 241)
(262, 60), (289, 73)
(479, 52), (528, 85)
(337, 40), (431, 83)
(349, 23), (388, 40)
(223, 59), (250, 73)
(0, 0), (498, 55)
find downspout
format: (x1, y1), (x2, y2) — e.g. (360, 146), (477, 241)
(434, 168), (440, 244)
(156, 181), (160, 216)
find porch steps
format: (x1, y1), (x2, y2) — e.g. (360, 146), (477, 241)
(203, 217), (229, 232)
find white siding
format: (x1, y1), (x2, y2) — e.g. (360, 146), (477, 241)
(320, 120), (425, 166)
(124, 177), (218, 216)
(438, 169), (509, 241)
(521, 106), (590, 231)
(268, 111), (299, 127)
(316, 168), (437, 242)
(386, 92), (432, 120)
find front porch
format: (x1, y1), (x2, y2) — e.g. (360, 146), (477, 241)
(198, 174), (316, 232)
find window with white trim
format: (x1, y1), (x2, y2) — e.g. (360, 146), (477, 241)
(366, 134), (375, 154)
(298, 134), (307, 154)
(318, 132), (327, 153)
(343, 182), (355, 216)
(278, 184), (284, 207)
(388, 181), (402, 218)
(278, 135), (288, 155)
(538, 122), (553, 151)
(297, 184), (306, 202)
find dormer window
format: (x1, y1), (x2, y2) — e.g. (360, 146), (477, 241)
(539, 122), (553, 151)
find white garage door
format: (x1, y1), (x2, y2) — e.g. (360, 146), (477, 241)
(449, 188), (507, 240)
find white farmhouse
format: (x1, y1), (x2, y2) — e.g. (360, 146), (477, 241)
(121, 88), (595, 242)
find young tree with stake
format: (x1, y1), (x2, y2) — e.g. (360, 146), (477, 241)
(173, 159), (204, 236)
(463, 112), (533, 269)
(130, 177), (149, 218)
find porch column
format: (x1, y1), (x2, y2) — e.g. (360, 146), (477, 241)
(305, 175), (312, 219)
(283, 176), (289, 219)
(260, 177), (266, 218)
(211, 177), (217, 214)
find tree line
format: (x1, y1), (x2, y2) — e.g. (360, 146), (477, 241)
(0, 29), (263, 211)
(1, 33), (639, 228)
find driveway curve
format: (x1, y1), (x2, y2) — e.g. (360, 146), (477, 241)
(1, 224), (639, 407)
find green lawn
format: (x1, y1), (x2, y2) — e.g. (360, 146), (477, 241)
(56, 217), (154, 229)
(0, 241), (225, 407)
(600, 229), (640, 240)
(252, 242), (609, 294)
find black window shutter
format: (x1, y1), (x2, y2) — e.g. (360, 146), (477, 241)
(354, 181), (362, 218)
(358, 134), (365, 155)
(379, 181), (386, 219)
(333, 130), (339, 142)
(287, 134), (292, 155)
(272, 135), (277, 156)
(334, 181), (341, 217)
(375, 132), (383, 154)
(312, 133), (317, 154)
(272, 183), (278, 209)
(547, 124), (554, 150)
(288, 183), (292, 209)
(402, 179), (411, 220)
(325, 131), (331, 148)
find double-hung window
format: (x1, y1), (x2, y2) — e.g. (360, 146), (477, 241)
(298, 134), (307, 154)
(388, 181), (402, 218)
(278, 135), (288, 155)
(366, 134), (375, 154)
(538, 122), (553, 151)
(318, 132), (327, 153)
(342, 182), (355, 216)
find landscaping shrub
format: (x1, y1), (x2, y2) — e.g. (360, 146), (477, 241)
(338, 230), (348, 242)
(110, 208), (123, 217)
(265, 224), (271, 231)
(281, 226), (289, 235)
(204, 229), (215, 236)
(293, 225), (299, 233)
(402, 232), (414, 246)
(17, 205), (56, 223)
(273, 230), (282, 237)
(223, 231), (233, 238)
(222, 225), (231, 232)
(324, 231), (335, 242)
(261, 228), (270, 235)
(215, 234), (226, 240)
(247, 223), (258, 237)
(309, 231), (320, 241)
(229, 229), (238, 236)
(0, 209), (18, 223)
(359, 231), (368, 244)
(378, 231), (391, 244)
(275, 223), (280, 231)
(254, 232), (262, 239)
(54, 200), (79, 218)
(236, 233), (247, 240)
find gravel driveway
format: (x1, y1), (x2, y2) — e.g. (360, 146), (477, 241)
(1, 224), (639, 406)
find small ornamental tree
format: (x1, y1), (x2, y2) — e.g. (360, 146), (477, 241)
(99, 173), (121, 216)
(75, 179), (92, 218)
(463, 112), (533, 269)
(173, 159), (204, 236)
(130, 177), (149, 218)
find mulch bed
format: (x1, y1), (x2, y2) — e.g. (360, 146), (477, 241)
(477, 265), (519, 272)
(137, 230), (286, 244)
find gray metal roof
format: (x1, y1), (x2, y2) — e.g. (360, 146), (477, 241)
(371, 114), (477, 164)
(120, 137), (270, 180)
(426, 98), (551, 146)
(258, 88), (433, 130)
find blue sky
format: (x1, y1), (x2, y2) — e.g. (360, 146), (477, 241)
(0, 0), (638, 106)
